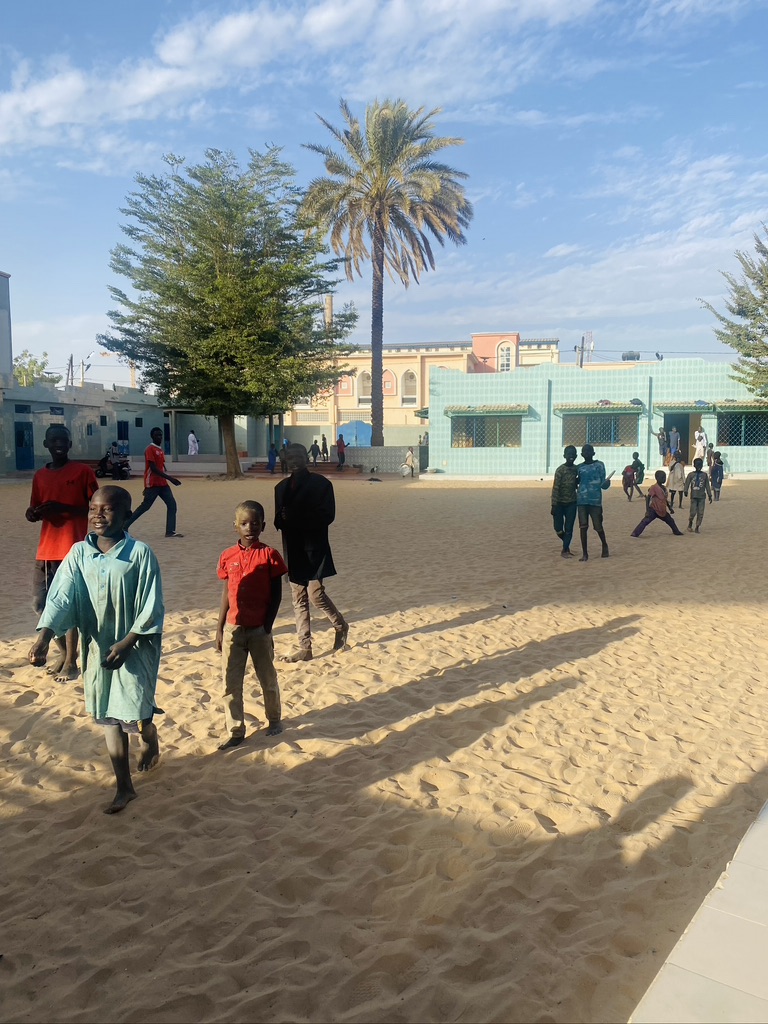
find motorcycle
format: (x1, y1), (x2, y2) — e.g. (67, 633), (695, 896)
(95, 450), (131, 480)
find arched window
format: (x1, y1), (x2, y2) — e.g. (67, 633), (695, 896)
(402, 371), (418, 405)
(498, 343), (513, 372)
(358, 371), (372, 405)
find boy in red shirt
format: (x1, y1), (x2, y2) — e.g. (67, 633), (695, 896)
(125, 427), (182, 537)
(25, 424), (98, 679)
(216, 500), (287, 750)
(630, 469), (684, 538)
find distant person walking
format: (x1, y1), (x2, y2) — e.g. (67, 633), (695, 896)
(267, 443), (278, 475)
(187, 430), (199, 456)
(274, 444), (348, 662)
(668, 426), (680, 456)
(653, 427), (668, 461)
(710, 452), (724, 500)
(666, 452), (686, 509)
(550, 445), (578, 558)
(336, 434), (346, 470)
(321, 434), (329, 462)
(683, 458), (712, 533)
(576, 444), (613, 561)
(309, 440), (321, 466)
(125, 428), (183, 538)
(404, 447), (415, 478)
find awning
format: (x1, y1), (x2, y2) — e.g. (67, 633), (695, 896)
(414, 407), (430, 419)
(553, 402), (641, 414)
(444, 403), (529, 416)
(654, 401), (713, 411)
(714, 398), (768, 411)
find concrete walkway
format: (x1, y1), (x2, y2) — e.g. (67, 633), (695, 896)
(631, 800), (768, 1023)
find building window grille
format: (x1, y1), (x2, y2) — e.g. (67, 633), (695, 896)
(15, 404), (32, 413)
(87, 424), (94, 436)
(562, 413), (638, 447)
(451, 415), (522, 448)
(717, 412), (768, 446)
(117, 420), (130, 442)
(402, 371), (418, 405)
(358, 371), (372, 406)
(498, 344), (513, 372)
(100, 415), (108, 426)
(135, 417), (143, 428)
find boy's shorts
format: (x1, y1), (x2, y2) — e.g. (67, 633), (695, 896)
(32, 559), (63, 615)
(578, 505), (604, 530)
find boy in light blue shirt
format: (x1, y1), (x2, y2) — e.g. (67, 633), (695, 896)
(576, 444), (613, 561)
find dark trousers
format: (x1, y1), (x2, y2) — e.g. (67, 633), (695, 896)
(552, 502), (577, 551)
(631, 509), (682, 536)
(127, 485), (177, 535)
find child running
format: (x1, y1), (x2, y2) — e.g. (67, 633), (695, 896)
(684, 458), (712, 533)
(621, 454), (644, 502)
(26, 424), (98, 681)
(550, 445), (578, 558)
(216, 500), (287, 750)
(630, 470), (683, 538)
(28, 486), (164, 814)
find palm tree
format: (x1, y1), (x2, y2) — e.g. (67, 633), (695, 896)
(302, 98), (473, 446)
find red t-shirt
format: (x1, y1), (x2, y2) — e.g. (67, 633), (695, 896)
(144, 443), (168, 488)
(217, 541), (288, 628)
(30, 461), (98, 560)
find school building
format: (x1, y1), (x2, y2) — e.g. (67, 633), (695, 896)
(282, 333), (561, 448)
(426, 358), (768, 477)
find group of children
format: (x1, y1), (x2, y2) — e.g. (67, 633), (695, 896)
(552, 442), (726, 558)
(26, 425), (290, 814)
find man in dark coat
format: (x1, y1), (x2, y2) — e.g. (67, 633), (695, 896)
(274, 444), (348, 661)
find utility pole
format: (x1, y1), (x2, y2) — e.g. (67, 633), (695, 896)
(574, 335), (585, 368)
(65, 354), (74, 387)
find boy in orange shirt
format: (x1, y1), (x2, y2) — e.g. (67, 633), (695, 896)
(630, 470), (684, 538)
(26, 424), (98, 679)
(216, 500), (287, 750)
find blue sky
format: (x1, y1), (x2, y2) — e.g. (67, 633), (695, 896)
(1, 0), (767, 387)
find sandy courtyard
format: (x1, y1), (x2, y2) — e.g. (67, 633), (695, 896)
(2, 472), (768, 1023)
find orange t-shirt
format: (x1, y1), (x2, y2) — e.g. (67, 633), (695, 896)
(217, 542), (288, 628)
(30, 461), (99, 560)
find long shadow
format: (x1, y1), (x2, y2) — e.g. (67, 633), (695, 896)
(4, 676), (768, 1022)
(285, 616), (640, 745)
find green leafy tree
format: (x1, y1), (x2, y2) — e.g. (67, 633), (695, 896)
(13, 349), (62, 387)
(702, 224), (768, 395)
(99, 148), (356, 477)
(301, 99), (473, 446)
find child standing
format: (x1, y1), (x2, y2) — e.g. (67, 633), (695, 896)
(216, 500), (287, 750)
(710, 452), (724, 500)
(684, 458), (712, 532)
(550, 445), (578, 558)
(630, 470), (683, 538)
(26, 424), (98, 680)
(576, 444), (613, 562)
(667, 452), (686, 509)
(28, 486), (164, 814)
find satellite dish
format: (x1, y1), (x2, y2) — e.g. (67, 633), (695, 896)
(655, 352), (664, 361)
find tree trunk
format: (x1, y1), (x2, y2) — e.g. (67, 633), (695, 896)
(219, 413), (244, 478)
(370, 222), (385, 447)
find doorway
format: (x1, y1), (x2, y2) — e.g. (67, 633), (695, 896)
(15, 421), (34, 471)
(663, 415), (689, 463)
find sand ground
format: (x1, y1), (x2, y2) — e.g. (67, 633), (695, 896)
(1, 473), (767, 1024)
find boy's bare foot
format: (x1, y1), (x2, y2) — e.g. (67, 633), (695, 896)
(52, 661), (80, 683)
(104, 789), (137, 814)
(46, 651), (67, 675)
(266, 720), (283, 736)
(137, 730), (160, 772)
(601, 547), (610, 558)
(579, 554), (588, 562)
(282, 648), (313, 662)
(561, 550), (574, 558)
(218, 735), (245, 750)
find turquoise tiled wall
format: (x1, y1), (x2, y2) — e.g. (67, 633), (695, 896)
(429, 360), (768, 476)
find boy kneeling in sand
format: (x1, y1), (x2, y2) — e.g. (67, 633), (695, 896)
(28, 487), (164, 814)
(216, 501), (287, 750)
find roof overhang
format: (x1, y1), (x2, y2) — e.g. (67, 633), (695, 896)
(553, 402), (641, 414)
(654, 401), (713, 411)
(714, 399), (768, 412)
(444, 403), (530, 416)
